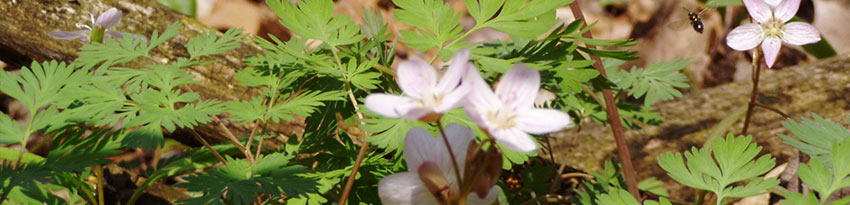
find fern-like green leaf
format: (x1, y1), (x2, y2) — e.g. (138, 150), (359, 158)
(176, 153), (318, 205)
(269, 91), (345, 122)
(392, 0), (464, 51)
(779, 113), (850, 165)
(608, 58), (691, 106)
(266, 0), (363, 48)
(187, 28), (246, 59)
(657, 134), (778, 203)
(466, 0), (571, 39)
(793, 139), (850, 203)
(345, 58), (381, 90)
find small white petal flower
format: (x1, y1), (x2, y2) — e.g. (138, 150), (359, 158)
(726, 0), (821, 68)
(365, 49), (472, 121)
(378, 124), (497, 204)
(49, 7), (146, 43)
(462, 64), (574, 152)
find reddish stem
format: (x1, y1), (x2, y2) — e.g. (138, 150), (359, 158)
(568, 1), (641, 200)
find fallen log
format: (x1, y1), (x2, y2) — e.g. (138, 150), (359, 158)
(551, 53), (850, 200)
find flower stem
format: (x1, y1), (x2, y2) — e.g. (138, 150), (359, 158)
(336, 48), (373, 205)
(742, 49), (761, 135)
(189, 129), (227, 165)
(96, 164), (105, 205)
(436, 120), (464, 191)
(568, 1), (640, 200)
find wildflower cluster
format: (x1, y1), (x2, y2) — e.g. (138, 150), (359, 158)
(366, 49), (573, 203)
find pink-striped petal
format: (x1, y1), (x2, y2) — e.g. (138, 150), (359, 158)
(378, 172), (438, 204)
(495, 64), (540, 110)
(761, 36), (782, 68)
(365, 94), (420, 118)
(462, 67), (501, 126)
(514, 108), (573, 134)
(48, 30), (87, 41)
(95, 8), (122, 28)
(397, 58), (437, 98)
(764, 0), (782, 7)
(782, 22), (821, 45)
(404, 127), (456, 181)
(491, 128), (538, 152)
(774, 0), (801, 23)
(742, 0), (772, 23)
(436, 49), (470, 93)
(726, 24), (765, 51)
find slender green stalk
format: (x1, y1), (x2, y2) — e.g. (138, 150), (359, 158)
(428, 25), (484, 64)
(334, 47), (374, 205)
(189, 129), (227, 165)
(95, 165), (105, 205)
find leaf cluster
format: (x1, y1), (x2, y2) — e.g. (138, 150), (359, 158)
(658, 134), (779, 204)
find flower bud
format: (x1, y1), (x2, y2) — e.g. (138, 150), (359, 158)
(418, 161), (454, 203)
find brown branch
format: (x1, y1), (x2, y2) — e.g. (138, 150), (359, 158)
(568, 1), (641, 200)
(742, 49), (761, 135)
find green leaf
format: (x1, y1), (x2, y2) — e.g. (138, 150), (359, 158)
(608, 58), (691, 106)
(123, 124), (165, 150)
(795, 139), (850, 203)
(267, 0), (363, 48)
(345, 58), (381, 90)
(779, 191), (820, 205)
(392, 0), (463, 51)
(638, 177), (669, 197)
(801, 36), (837, 59)
(657, 134), (778, 203)
(157, 0), (196, 17)
(362, 115), (422, 152)
(268, 90), (345, 122)
(780, 114), (850, 165)
(555, 68), (599, 93)
(595, 187), (640, 205)
(176, 153), (318, 205)
(705, 0), (743, 7)
(467, 0), (571, 39)
(0, 113), (26, 144)
(187, 28), (247, 59)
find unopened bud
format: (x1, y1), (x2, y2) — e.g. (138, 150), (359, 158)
(418, 161), (454, 203)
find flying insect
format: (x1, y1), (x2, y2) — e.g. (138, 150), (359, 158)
(668, 7), (711, 33)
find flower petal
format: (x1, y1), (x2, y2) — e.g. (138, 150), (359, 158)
(466, 186), (500, 205)
(491, 128), (538, 152)
(782, 22), (821, 45)
(726, 24), (765, 51)
(397, 58), (438, 98)
(378, 172), (438, 205)
(764, 0), (782, 7)
(462, 67), (501, 127)
(742, 0), (772, 23)
(514, 108), (573, 134)
(96, 8), (123, 28)
(404, 127), (454, 179)
(435, 48), (470, 93)
(365, 94), (425, 119)
(443, 123), (474, 175)
(774, 0), (801, 23)
(48, 30), (87, 41)
(495, 64), (540, 110)
(761, 36), (782, 68)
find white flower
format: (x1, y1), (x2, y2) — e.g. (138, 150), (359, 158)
(49, 7), (145, 43)
(462, 64), (574, 152)
(365, 49), (472, 122)
(378, 124), (498, 204)
(726, 0), (821, 68)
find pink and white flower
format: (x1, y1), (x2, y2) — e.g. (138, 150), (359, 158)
(49, 7), (146, 43)
(378, 124), (498, 204)
(726, 0), (821, 68)
(365, 49), (472, 122)
(462, 64), (573, 152)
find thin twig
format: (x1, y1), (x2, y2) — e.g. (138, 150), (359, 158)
(189, 129), (227, 165)
(568, 1), (641, 200)
(751, 102), (789, 119)
(339, 84), (372, 205)
(742, 49), (761, 135)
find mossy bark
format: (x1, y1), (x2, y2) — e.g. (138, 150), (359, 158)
(551, 54), (850, 201)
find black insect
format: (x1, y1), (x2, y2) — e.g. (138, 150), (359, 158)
(669, 7), (711, 33)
